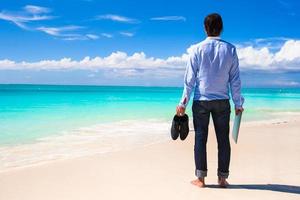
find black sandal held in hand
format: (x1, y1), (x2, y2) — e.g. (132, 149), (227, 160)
(171, 114), (189, 140)
(171, 115), (180, 140)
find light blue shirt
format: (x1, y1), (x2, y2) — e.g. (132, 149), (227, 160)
(179, 37), (244, 108)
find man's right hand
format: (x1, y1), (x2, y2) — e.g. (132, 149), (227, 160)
(235, 107), (244, 115)
(176, 105), (186, 116)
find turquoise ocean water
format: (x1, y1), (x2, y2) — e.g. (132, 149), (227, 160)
(0, 84), (300, 169)
(1, 84), (300, 146)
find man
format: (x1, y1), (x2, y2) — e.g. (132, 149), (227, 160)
(176, 13), (244, 188)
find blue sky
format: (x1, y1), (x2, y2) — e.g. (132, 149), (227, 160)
(0, 0), (300, 87)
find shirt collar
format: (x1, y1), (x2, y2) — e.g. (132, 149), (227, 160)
(206, 36), (221, 40)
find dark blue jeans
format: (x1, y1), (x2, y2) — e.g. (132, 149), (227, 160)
(192, 99), (231, 178)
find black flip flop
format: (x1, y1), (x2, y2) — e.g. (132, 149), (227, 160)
(179, 114), (189, 140)
(171, 115), (180, 140)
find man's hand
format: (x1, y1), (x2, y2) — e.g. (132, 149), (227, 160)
(176, 105), (186, 116)
(235, 107), (244, 115)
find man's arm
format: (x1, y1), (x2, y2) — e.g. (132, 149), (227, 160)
(177, 52), (198, 115)
(229, 48), (244, 114)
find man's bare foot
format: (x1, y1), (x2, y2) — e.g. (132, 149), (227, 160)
(191, 178), (205, 188)
(218, 177), (229, 188)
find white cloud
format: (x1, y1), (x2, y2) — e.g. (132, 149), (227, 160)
(95, 14), (139, 23)
(150, 16), (186, 21)
(0, 52), (186, 71)
(62, 35), (89, 41)
(237, 39), (300, 70)
(86, 34), (99, 40)
(0, 40), (299, 73)
(37, 26), (100, 41)
(120, 32), (134, 37)
(274, 40), (300, 62)
(0, 59), (16, 68)
(271, 80), (300, 87)
(24, 5), (51, 14)
(37, 26), (83, 36)
(0, 12), (28, 29)
(101, 33), (113, 38)
(238, 46), (273, 67)
(0, 5), (54, 29)
(0, 5), (94, 41)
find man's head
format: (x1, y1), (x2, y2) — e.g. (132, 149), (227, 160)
(204, 13), (223, 37)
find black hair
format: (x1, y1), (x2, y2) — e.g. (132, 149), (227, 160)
(204, 13), (223, 36)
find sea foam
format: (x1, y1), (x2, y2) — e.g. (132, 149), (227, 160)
(0, 120), (170, 171)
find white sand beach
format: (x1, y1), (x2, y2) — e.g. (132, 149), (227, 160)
(0, 117), (300, 200)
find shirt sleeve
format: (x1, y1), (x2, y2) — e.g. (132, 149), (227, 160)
(229, 48), (244, 108)
(179, 52), (198, 108)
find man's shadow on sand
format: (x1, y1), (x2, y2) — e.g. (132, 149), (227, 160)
(205, 184), (300, 195)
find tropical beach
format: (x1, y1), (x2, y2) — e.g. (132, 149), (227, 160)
(0, 85), (300, 170)
(1, 0), (300, 199)
(0, 85), (300, 199)
(0, 109), (300, 199)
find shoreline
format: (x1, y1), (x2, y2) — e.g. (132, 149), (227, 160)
(1, 114), (300, 173)
(0, 115), (300, 199)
